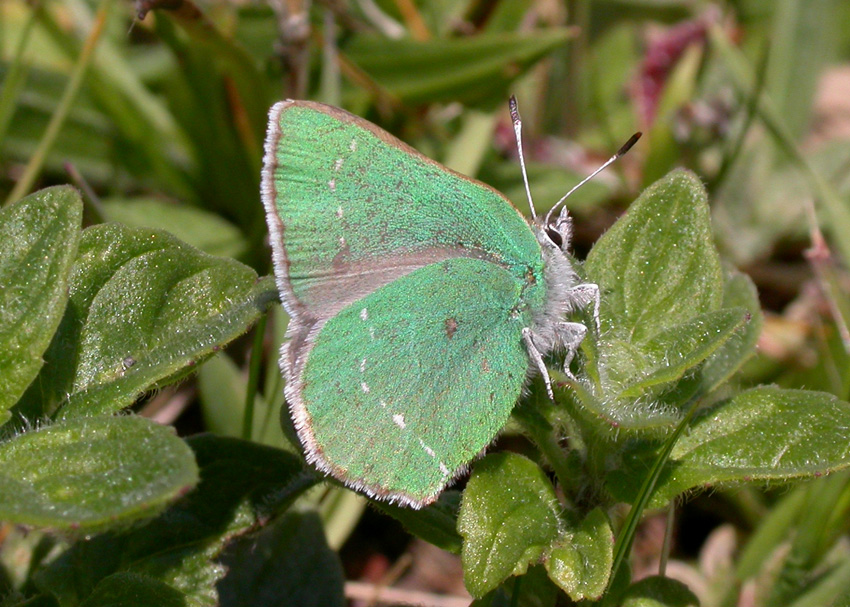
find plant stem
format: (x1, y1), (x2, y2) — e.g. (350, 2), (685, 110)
(242, 314), (267, 441)
(5, 0), (113, 206)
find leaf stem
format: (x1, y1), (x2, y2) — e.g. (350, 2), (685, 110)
(609, 400), (699, 589)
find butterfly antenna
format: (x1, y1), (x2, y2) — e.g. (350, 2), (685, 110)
(543, 131), (642, 226)
(509, 96), (538, 221)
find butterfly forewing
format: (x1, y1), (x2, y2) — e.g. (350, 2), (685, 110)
(264, 101), (542, 309)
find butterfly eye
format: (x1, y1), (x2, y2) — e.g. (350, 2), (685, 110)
(545, 225), (564, 248)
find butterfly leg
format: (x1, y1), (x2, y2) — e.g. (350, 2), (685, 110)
(555, 321), (588, 381)
(522, 327), (555, 400)
(566, 282), (601, 334)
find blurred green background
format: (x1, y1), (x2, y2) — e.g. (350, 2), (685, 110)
(4, 0), (850, 604)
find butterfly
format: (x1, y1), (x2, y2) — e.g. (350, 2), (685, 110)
(262, 99), (636, 508)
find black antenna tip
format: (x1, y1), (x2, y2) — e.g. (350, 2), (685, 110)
(509, 95), (520, 123)
(616, 132), (642, 157)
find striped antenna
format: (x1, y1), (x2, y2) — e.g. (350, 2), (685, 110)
(543, 132), (642, 226)
(509, 96), (538, 220)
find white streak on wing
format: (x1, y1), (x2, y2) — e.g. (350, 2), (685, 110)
(418, 439), (436, 458)
(392, 414), (406, 429)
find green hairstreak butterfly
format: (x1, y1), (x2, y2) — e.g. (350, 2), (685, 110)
(262, 99), (638, 508)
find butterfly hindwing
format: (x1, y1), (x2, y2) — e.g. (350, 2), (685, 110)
(296, 257), (531, 505)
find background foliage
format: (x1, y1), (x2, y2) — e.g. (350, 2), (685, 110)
(3, 0), (850, 605)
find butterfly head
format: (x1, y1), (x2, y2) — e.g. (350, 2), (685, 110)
(535, 206), (573, 254)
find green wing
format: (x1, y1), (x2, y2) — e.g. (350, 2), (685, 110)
(263, 100), (542, 315)
(262, 100), (547, 506)
(295, 257), (531, 507)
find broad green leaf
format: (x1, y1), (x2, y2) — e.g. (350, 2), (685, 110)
(616, 308), (748, 399)
(0, 415), (197, 532)
(35, 436), (316, 606)
(0, 186), (81, 420)
(655, 387), (850, 503)
(79, 572), (186, 607)
(698, 268), (763, 392)
(585, 169), (723, 342)
(471, 565), (558, 607)
(621, 575), (699, 607)
(569, 307), (748, 436)
(376, 490), (463, 554)
(544, 508), (613, 601)
(101, 197), (247, 259)
(218, 510), (345, 607)
(344, 29), (572, 107)
(27, 222), (275, 418)
(459, 453), (561, 598)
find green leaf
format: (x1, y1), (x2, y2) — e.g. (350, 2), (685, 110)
(27, 222), (275, 418)
(0, 415), (198, 533)
(786, 554), (850, 607)
(641, 44), (703, 187)
(736, 485), (808, 580)
(79, 572), (187, 607)
(459, 453), (561, 598)
(698, 268), (763, 392)
(616, 308), (749, 400)
(766, 472), (850, 607)
(585, 169), (723, 342)
(375, 490), (463, 554)
(766, 0), (840, 140)
(655, 387), (850, 503)
(471, 565), (558, 607)
(0, 186), (81, 421)
(621, 575), (699, 607)
(2, 595), (59, 607)
(218, 510), (345, 607)
(101, 197), (248, 259)
(544, 508), (613, 601)
(2, 66), (119, 184)
(35, 435), (316, 606)
(345, 29), (572, 107)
